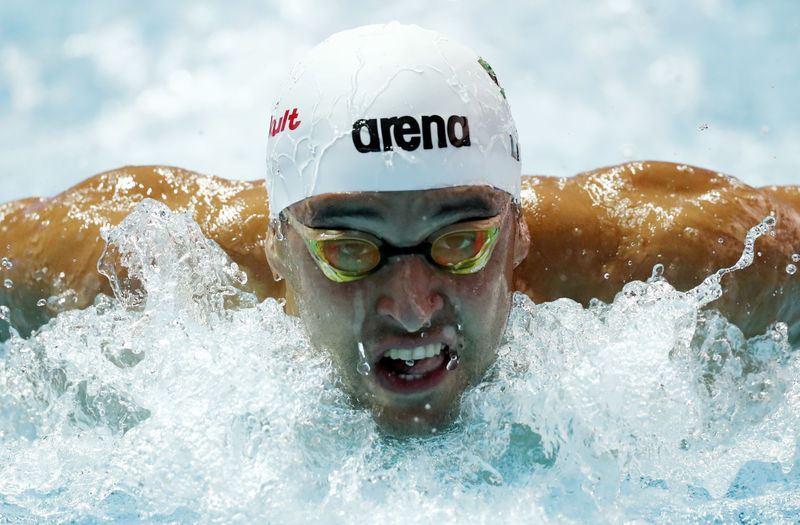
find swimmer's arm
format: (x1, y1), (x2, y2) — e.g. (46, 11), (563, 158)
(0, 166), (284, 338)
(513, 161), (800, 342)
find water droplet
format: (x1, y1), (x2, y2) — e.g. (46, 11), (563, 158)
(603, 273), (610, 280)
(651, 263), (665, 279)
(786, 264), (797, 275)
(446, 352), (460, 371)
(356, 342), (370, 375)
(793, 253), (800, 263)
(3, 279), (12, 289)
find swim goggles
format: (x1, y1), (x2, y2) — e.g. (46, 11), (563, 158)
(282, 201), (509, 283)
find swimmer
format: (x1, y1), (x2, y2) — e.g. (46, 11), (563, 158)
(1, 24), (799, 434)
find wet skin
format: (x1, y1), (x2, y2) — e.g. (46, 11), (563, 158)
(266, 187), (530, 434)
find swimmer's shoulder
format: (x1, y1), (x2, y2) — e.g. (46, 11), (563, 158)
(515, 161), (800, 339)
(2, 165), (268, 261)
(1, 166), (280, 323)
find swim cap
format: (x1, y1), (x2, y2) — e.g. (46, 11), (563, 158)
(266, 22), (521, 218)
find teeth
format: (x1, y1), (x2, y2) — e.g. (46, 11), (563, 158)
(385, 343), (443, 362)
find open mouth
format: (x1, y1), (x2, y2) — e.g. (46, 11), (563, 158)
(373, 342), (456, 394)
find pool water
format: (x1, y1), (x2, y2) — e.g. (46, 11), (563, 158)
(1, 200), (798, 523)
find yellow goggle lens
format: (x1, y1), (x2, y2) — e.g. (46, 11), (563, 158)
(430, 227), (499, 274)
(318, 238), (381, 274)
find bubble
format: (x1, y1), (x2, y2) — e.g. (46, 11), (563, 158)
(1, 256), (11, 269)
(786, 264), (797, 275)
(405, 360), (415, 367)
(718, 237), (724, 244)
(424, 403), (431, 410)
(3, 278), (12, 289)
(792, 253), (800, 263)
(603, 273), (610, 280)
(0, 304), (9, 322)
(36, 299), (46, 307)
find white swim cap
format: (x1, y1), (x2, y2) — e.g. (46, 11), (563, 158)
(266, 22), (521, 218)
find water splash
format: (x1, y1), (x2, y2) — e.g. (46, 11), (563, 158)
(686, 216), (776, 307)
(0, 204), (798, 523)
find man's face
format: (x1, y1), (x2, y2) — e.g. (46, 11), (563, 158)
(267, 186), (528, 434)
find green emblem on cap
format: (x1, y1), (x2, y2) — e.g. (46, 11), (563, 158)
(478, 58), (506, 99)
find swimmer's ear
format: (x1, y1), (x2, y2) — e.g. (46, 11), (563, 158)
(512, 206), (530, 268)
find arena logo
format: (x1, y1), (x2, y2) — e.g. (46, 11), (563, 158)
(352, 115), (470, 153)
(270, 108), (301, 137)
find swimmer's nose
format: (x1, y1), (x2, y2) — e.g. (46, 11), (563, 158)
(376, 256), (444, 332)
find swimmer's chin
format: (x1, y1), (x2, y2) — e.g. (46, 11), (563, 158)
(368, 401), (460, 437)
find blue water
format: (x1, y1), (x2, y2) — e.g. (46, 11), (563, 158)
(1, 200), (798, 523)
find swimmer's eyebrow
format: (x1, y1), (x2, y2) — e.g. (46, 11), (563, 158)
(308, 206), (384, 227)
(430, 195), (499, 222)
